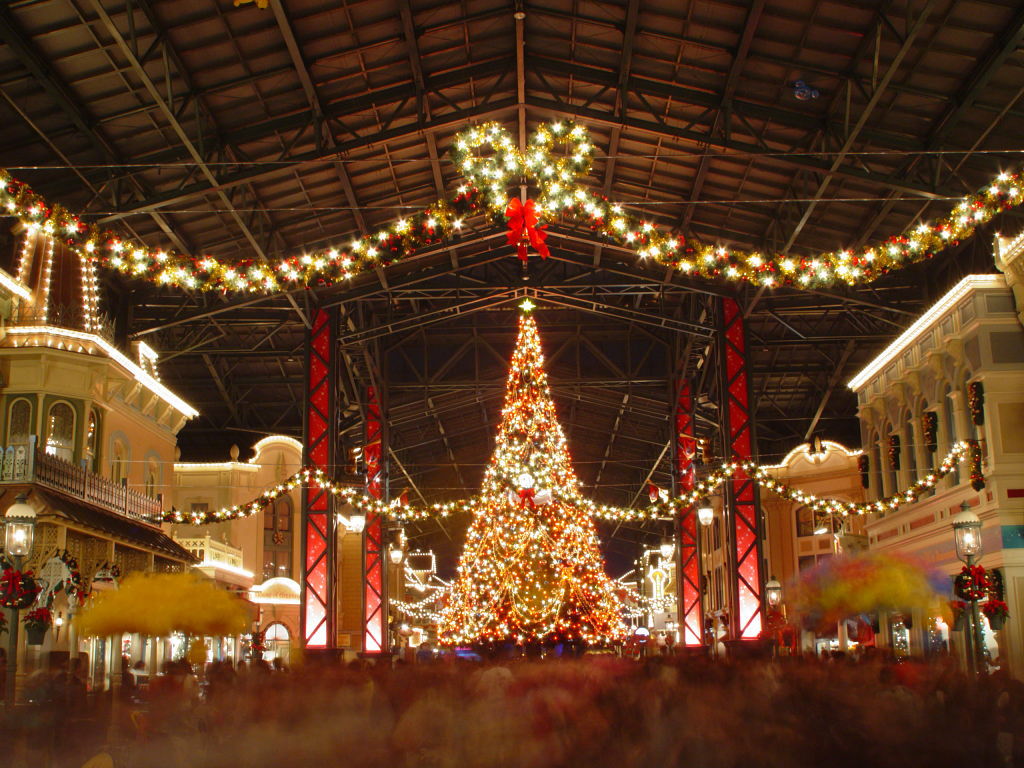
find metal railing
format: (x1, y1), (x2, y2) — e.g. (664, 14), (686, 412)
(0, 438), (162, 522)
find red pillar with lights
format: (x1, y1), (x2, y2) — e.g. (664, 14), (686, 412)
(301, 308), (337, 651)
(674, 379), (703, 646)
(718, 296), (764, 640)
(363, 385), (387, 654)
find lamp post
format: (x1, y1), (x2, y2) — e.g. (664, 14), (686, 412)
(4, 493), (37, 707)
(951, 501), (984, 675)
(765, 578), (783, 610)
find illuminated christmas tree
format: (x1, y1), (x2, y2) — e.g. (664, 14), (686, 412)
(439, 300), (627, 645)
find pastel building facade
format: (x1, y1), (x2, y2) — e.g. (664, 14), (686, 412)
(852, 271), (1024, 675)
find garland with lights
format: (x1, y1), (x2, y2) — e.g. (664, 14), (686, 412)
(968, 381), (985, 425)
(162, 440), (978, 530)
(1, 120), (1021, 294)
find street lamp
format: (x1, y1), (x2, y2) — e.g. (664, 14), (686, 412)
(4, 494), (36, 557)
(951, 501), (985, 675)
(765, 577), (783, 609)
(659, 539), (674, 560)
(389, 542), (404, 566)
(697, 499), (714, 527)
(4, 494), (37, 707)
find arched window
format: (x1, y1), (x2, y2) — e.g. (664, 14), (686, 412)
(45, 402), (75, 462)
(85, 409), (100, 473)
(263, 496), (293, 580)
(7, 399), (32, 445)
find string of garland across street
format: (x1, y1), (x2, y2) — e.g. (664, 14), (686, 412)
(159, 440), (980, 527)
(1, 122), (1020, 294)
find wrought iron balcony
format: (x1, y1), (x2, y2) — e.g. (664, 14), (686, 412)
(0, 438), (162, 523)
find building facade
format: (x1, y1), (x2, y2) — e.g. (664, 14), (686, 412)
(852, 272), (1024, 676)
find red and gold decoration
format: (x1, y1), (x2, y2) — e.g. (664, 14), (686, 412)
(982, 598), (1009, 630)
(505, 198), (550, 261)
(1, 560), (40, 610)
(1, 119), (1021, 294)
(438, 302), (626, 645)
(968, 381), (985, 426)
(857, 454), (870, 489)
(954, 564), (990, 602)
(968, 439), (985, 492)
(888, 434), (901, 471)
(922, 412), (938, 454)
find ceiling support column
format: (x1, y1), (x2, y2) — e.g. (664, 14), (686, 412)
(301, 307), (338, 652)
(362, 384), (388, 655)
(674, 378), (703, 647)
(717, 296), (765, 642)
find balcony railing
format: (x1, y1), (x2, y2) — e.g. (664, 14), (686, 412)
(0, 438), (161, 523)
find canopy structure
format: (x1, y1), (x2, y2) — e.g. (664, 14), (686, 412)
(0, 0), (1021, 559)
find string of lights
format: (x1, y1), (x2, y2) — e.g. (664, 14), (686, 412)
(159, 441), (980, 526)
(1, 120), (1019, 294)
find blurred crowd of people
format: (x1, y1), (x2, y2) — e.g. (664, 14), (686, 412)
(3, 651), (1024, 768)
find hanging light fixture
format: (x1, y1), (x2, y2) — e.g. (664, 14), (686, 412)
(765, 577), (783, 609)
(4, 493), (36, 558)
(697, 498), (714, 527)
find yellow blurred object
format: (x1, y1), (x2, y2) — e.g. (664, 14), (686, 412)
(80, 753), (114, 768)
(234, 0), (269, 8)
(74, 572), (250, 637)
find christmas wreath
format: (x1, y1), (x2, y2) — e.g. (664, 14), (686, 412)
(955, 564), (990, 601)
(1, 564), (40, 609)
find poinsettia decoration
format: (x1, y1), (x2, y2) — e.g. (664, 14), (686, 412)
(982, 599), (1009, 621)
(22, 606), (52, 631)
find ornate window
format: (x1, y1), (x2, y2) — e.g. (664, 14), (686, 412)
(145, 458), (159, 499)
(263, 496), (293, 580)
(45, 402), (75, 462)
(7, 398), (32, 445)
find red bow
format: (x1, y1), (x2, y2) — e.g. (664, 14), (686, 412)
(505, 198), (550, 262)
(518, 487), (536, 509)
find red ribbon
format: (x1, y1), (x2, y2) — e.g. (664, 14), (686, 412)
(518, 487), (536, 509)
(505, 198), (550, 262)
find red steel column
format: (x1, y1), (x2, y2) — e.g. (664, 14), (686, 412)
(301, 308), (337, 650)
(718, 296), (764, 640)
(363, 385), (387, 654)
(674, 379), (703, 646)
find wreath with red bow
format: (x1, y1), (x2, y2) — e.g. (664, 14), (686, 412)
(954, 564), (990, 601)
(1, 564), (40, 609)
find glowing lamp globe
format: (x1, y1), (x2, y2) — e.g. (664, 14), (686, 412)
(697, 500), (714, 527)
(4, 493), (36, 558)
(389, 546), (404, 565)
(659, 540), (674, 560)
(348, 513), (366, 534)
(951, 503), (982, 563)
(765, 578), (783, 608)
(517, 472), (535, 490)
